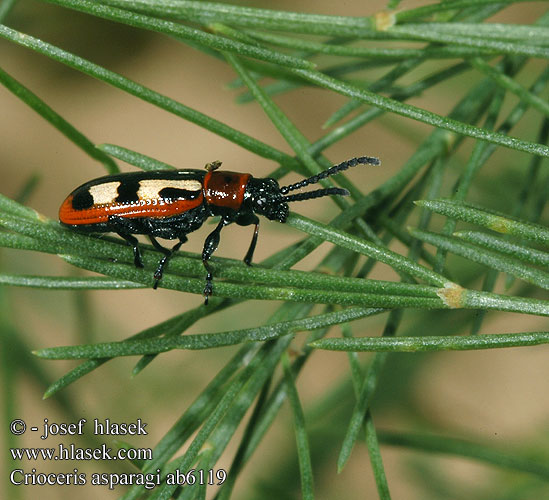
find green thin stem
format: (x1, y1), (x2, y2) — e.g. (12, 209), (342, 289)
(292, 68), (549, 158)
(311, 332), (549, 352)
(43, 0), (315, 69)
(0, 66), (118, 173)
(0, 24), (298, 168)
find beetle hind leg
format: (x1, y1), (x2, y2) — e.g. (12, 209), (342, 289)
(117, 232), (144, 268)
(149, 235), (186, 289)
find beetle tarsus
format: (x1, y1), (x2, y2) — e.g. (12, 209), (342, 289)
(153, 256), (168, 288)
(148, 236), (186, 288)
(203, 272), (213, 304)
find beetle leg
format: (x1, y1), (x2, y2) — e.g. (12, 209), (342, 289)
(235, 213), (260, 266)
(202, 218), (229, 304)
(149, 235), (186, 289)
(243, 219), (260, 266)
(116, 232), (144, 268)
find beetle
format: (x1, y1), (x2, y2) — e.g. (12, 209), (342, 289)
(59, 156), (380, 303)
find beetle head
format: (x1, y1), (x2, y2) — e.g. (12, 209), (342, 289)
(246, 177), (289, 222)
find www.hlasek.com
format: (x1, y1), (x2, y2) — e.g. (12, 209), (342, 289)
(11, 442), (152, 462)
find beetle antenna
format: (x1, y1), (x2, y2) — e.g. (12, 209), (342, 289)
(284, 187), (349, 203)
(280, 156), (380, 195)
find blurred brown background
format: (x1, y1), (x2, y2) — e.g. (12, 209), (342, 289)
(1, 1), (548, 499)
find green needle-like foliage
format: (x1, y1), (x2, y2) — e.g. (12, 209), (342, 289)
(1, 2), (548, 500)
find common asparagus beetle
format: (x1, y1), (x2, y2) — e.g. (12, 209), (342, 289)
(59, 156), (380, 303)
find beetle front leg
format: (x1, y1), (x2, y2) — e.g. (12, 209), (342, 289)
(235, 213), (260, 266)
(243, 219), (260, 266)
(202, 218), (229, 304)
(149, 235), (187, 289)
